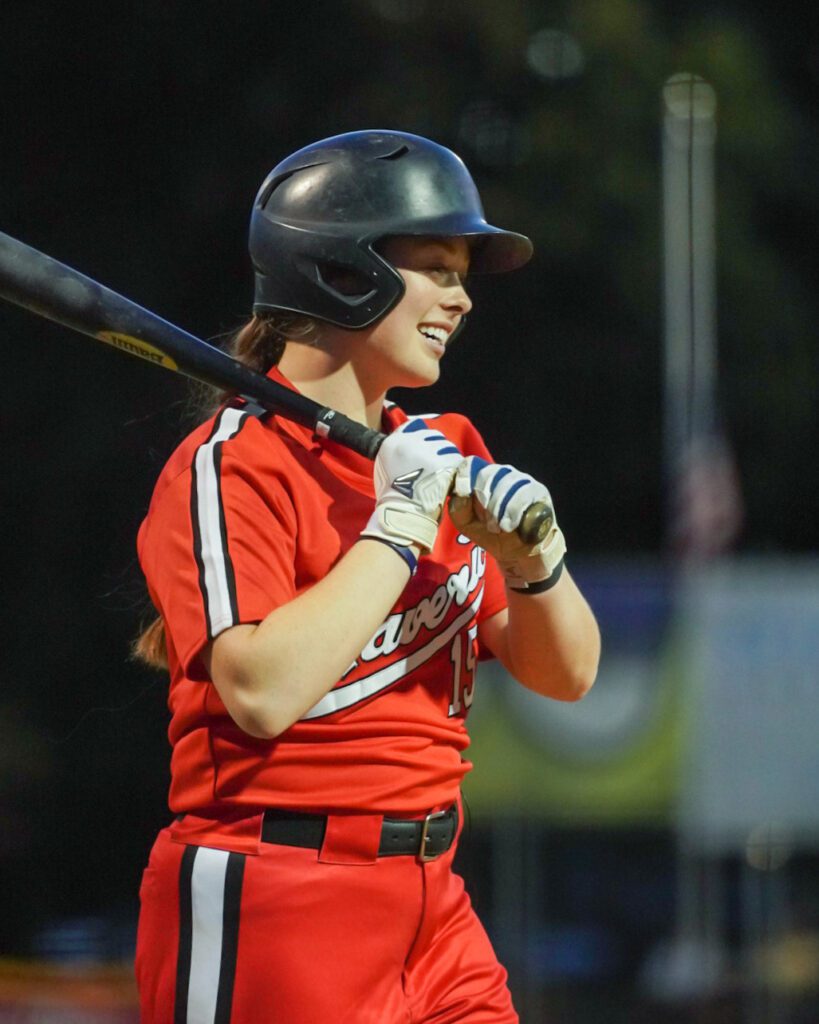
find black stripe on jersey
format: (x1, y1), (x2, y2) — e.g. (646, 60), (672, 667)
(235, 398), (269, 419)
(174, 844), (197, 1024)
(213, 852), (246, 1024)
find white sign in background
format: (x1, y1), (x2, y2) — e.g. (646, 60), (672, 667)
(678, 559), (819, 853)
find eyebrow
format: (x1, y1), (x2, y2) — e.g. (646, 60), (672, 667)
(415, 241), (470, 267)
(412, 236), (462, 252)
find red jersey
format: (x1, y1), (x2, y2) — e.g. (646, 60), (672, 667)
(137, 368), (508, 851)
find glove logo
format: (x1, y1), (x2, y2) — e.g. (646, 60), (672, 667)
(392, 468), (423, 499)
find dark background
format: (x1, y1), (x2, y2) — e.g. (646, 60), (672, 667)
(0, 0), (816, 1009)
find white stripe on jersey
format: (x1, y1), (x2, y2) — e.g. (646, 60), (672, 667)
(187, 846), (230, 1024)
(193, 407), (248, 637)
(301, 586), (484, 720)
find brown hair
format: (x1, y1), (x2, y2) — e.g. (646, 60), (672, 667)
(132, 312), (317, 671)
(209, 312), (319, 408)
(132, 615), (169, 671)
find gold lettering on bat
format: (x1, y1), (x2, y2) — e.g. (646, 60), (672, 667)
(97, 331), (178, 370)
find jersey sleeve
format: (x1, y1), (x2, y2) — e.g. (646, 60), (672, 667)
(138, 415), (298, 678)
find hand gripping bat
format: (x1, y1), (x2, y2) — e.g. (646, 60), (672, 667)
(0, 230), (553, 545)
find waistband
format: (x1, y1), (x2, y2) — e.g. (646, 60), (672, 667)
(261, 805), (458, 863)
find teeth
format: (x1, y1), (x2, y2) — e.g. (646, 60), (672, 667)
(419, 326), (448, 343)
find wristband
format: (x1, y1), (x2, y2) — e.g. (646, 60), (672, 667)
(360, 536), (418, 576)
(507, 557), (565, 595)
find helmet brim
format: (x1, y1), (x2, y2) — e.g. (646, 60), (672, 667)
(372, 215), (532, 275)
(466, 227), (534, 274)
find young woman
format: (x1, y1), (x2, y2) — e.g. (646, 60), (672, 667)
(134, 130), (600, 1023)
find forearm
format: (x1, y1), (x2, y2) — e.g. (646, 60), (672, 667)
(205, 539), (413, 738)
(206, 419), (462, 739)
(498, 568), (600, 700)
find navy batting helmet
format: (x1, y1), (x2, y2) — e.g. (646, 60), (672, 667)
(249, 130), (533, 329)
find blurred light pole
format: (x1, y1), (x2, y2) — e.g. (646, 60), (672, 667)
(661, 71), (726, 1007)
(662, 72), (742, 563)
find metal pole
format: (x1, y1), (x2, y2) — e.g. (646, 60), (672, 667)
(663, 71), (726, 1006)
(662, 72), (718, 492)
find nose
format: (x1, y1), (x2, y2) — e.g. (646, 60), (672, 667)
(442, 280), (472, 318)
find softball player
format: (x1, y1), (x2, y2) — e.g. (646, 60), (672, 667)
(134, 130), (600, 1023)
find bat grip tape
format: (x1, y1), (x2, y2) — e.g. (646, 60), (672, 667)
(315, 408), (385, 460)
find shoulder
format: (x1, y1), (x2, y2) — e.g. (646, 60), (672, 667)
(145, 400), (297, 514)
(138, 402), (298, 555)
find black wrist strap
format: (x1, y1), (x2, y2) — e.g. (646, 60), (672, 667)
(510, 557), (565, 595)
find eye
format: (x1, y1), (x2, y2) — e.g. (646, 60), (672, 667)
(428, 265), (468, 287)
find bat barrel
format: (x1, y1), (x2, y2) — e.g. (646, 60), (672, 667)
(0, 230), (384, 458)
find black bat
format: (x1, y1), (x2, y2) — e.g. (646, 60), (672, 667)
(0, 230), (552, 544)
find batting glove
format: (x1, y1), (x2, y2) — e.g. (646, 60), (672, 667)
(361, 420), (463, 564)
(449, 456), (567, 593)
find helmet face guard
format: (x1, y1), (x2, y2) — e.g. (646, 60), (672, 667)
(249, 130), (533, 330)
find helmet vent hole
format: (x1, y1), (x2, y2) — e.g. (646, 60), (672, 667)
(315, 261), (374, 300)
(376, 144), (410, 161)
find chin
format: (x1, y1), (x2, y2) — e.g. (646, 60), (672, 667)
(397, 368), (440, 390)
(399, 357), (442, 389)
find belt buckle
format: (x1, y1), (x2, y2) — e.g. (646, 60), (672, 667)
(418, 809), (449, 863)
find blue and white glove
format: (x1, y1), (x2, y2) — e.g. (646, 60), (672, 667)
(449, 456), (567, 592)
(361, 420), (463, 568)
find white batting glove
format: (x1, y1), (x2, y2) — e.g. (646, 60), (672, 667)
(449, 456), (567, 593)
(361, 420), (463, 563)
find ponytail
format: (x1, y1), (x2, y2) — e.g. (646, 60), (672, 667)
(132, 615), (168, 671)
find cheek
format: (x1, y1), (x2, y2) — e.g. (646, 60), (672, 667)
(365, 276), (439, 357)
(396, 271), (437, 312)
(378, 290), (428, 339)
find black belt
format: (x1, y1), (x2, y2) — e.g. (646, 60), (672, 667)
(261, 805), (458, 862)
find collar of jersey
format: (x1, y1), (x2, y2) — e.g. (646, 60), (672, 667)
(262, 366), (408, 493)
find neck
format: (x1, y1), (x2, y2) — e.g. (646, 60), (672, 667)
(278, 343), (386, 431)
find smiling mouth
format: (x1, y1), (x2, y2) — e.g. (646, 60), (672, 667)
(418, 325), (449, 355)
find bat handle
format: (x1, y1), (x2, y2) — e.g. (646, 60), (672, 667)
(518, 500), (554, 546)
(356, 423), (553, 545)
(316, 408), (386, 459)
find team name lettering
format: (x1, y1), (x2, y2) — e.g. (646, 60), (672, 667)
(359, 547), (486, 663)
